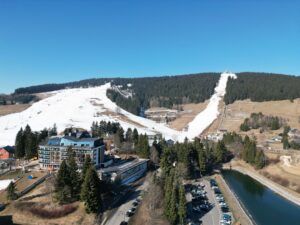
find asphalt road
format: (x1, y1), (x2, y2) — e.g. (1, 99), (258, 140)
(105, 178), (149, 225)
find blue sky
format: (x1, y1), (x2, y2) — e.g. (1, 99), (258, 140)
(0, 0), (299, 93)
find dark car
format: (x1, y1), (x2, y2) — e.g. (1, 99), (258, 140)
(199, 204), (211, 212)
(120, 222), (128, 225)
(126, 211), (133, 217)
(132, 201), (139, 207)
(221, 206), (229, 213)
(0, 204), (5, 211)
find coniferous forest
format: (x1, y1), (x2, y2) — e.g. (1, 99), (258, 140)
(224, 72), (300, 104)
(10, 72), (300, 115)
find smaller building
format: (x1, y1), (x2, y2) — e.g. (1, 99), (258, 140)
(145, 107), (178, 123)
(206, 132), (224, 142)
(288, 129), (300, 138)
(0, 146), (15, 160)
(99, 158), (148, 185)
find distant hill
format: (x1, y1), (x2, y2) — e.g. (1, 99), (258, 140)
(224, 72), (300, 104)
(13, 73), (221, 114)
(11, 72), (300, 115)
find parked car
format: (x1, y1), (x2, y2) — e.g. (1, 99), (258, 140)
(132, 201), (139, 207)
(120, 222), (128, 225)
(192, 206), (202, 213)
(0, 204), (5, 211)
(221, 206), (229, 213)
(199, 204), (211, 212)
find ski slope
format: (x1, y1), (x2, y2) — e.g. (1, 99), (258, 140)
(0, 72), (236, 146)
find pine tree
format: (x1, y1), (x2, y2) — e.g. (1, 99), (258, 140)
(24, 125), (34, 159)
(91, 122), (97, 137)
(164, 169), (174, 217)
(282, 135), (290, 149)
(136, 134), (150, 158)
(81, 155), (92, 182)
(6, 181), (17, 200)
(80, 167), (102, 213)
(178, 185), (187, 225)
(55, 160), (71, 203)
(67, 147), (81, 200)
(255, 150), (265, 169)
(168, 181), (178, 225)
(15, 128), (25, 158)
(50, 123), (58, 136)
(133, 128), (139, 145)
(215, 141), (227, 163)
(125, 128), (133, 142)
(198, 149), (206, 176)
(117, 127), (124, 142)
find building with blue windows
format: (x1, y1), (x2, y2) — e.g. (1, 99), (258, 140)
(39, 134), (105, 170)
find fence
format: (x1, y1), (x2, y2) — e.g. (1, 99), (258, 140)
(17, 173), (52, 197)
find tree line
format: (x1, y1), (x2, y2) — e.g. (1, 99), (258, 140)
(91, 120), (152, 158)
(107, 73), (220, 115)
(225, 72), (300, 104)
(223, 132), (265, 169)
(15, 124), (57, 159)
(240, 112), (284, 132)
(150, 138), (230, 225)
(0, 94), (37, 105)
(282, 126), (300, 150)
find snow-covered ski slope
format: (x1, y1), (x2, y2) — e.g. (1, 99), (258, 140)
(0, 72), (236, 146)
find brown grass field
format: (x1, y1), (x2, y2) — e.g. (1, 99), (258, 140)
(0, 104), (31, 116)
(168, 101), (208, 131)
(220, 98), (300, 132)
(0, 178), (96, 225)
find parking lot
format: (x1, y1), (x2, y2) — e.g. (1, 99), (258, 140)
(186, 178), (233, 225)
(105, 179), (148, 225)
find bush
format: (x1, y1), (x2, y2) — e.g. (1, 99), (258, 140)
(28, 204), (78, 219)
(266, 157), (280, 165)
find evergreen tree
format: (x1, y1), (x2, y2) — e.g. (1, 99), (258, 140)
(198, 148), (206, 176)
(178, 185), (187, 225)
(81, 155), (92, 182)
(282, 135), (290, 149)
(67, 147), (81, 200)
(15, 128), (25, 158)
(6, 181), (17, 200)
(55, 160), (71, 203)
(50, 123), (58, 136)
(24, 125), (34, 159)
(91, 121), (97, 137)
(168, 181), (178, 225)
(164, 170), (176, 224)
(255, 150), (265, 169)
(132, 128), (139, 145)
(80, 167), (102, 213)
(136, 134), (150, 158)
(117, 127), (124, 142)
(125, 128), (133, 142)
(150, 145), (160, 166)
(215, 141), (227, 163)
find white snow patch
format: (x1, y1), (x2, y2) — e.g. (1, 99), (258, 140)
(0, 179), (14, 191)
(0, 72), (236, 145)
(178, 72), (236, 141)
